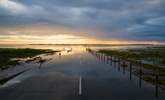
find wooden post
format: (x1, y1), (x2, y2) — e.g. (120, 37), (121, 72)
(155, 68), (159, 98)
(122, 61), (126, 75)
(110, 56), (112, 65)
(114, 57), (117, 67)
(118, 59), (121, 72)
(129, 62), (132, 80)
(119, 57), (121, 65)
(99, 53), (101, 60)
(101, 54), (104, 61)
(106, 56), (109, 64)
(104, 55), (106, 62)
(139, 64), (142, 88)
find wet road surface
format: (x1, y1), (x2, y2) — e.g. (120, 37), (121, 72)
(0, 46), (165, 100)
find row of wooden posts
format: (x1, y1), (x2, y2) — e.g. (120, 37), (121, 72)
(86, 48), (160, 98)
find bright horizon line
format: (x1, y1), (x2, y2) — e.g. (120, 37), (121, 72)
(0, 34), (164, 45)
(0, 42), (164, 45)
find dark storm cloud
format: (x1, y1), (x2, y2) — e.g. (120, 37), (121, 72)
(0, 0), (165, 42)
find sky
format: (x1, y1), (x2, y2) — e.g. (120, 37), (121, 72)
(0, 0), (165, 44)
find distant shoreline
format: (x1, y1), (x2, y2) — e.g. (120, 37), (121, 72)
(29, 44), (156, 46)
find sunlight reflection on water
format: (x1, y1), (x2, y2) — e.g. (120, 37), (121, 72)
(1, 44), (165, 100)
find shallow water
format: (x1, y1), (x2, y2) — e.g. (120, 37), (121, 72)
(0, 45), (165, 100)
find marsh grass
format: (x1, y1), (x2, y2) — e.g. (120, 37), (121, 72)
(0, 48), (57, 70)
(99, 46), (165, 65)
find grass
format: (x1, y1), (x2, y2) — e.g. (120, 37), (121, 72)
(0, 48), (58, 70)
(99, 46), (165, 65)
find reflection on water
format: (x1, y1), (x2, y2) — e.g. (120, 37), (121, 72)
(0, 45), (165, 100)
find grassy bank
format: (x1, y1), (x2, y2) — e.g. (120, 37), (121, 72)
(98, 46), (165, 72)
(0, 48), (57, 70)
(99, 46), (165, 66)
(97, 46), (165, 87)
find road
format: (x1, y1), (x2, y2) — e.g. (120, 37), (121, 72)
(0, 47), (165, 100)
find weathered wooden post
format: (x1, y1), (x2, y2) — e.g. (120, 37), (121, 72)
(129, 62), (132, 80)
(98, 53), (100, 60)
(101, 53), (103, 61)
(155, 68), (159, 98)
(104, 55), (107, 63)
(139, 63), (142, 88)
(122, 61), (126, 75)
(100, 53), (102, 60)
(106, 56), (109, 64)
(102, 54), (104, 61)
(118, 57), (121, 72)
(114, 57), (117, 67)
(110, 56), (112, 65)
(118, 57), (120, 64)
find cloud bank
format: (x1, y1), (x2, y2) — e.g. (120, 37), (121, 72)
(0, 0), (165, 42)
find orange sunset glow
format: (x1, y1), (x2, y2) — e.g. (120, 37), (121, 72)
(0, 25), (161, 45)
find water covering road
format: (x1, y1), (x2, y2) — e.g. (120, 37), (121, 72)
(0, 46), (165, 100)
